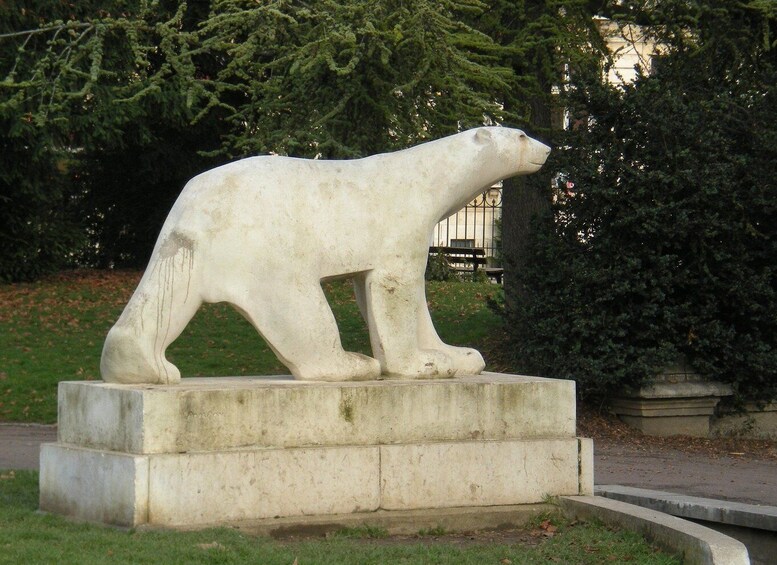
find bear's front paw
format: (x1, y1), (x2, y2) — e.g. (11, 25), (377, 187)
(384, 349), (457, 380)
(437, 345), (485, 375)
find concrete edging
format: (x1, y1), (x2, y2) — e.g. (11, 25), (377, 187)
(595, 485), (777, 532)
(559, 495), (749, 565)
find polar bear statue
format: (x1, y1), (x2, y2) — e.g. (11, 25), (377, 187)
(100, 127), (550, 384)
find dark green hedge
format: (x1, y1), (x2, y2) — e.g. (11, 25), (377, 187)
(506, 47), (777, 402)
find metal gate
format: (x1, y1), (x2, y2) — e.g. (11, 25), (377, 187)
(431, 186), (502, 260)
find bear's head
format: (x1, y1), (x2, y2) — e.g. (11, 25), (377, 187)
(474, 127), (551, 175)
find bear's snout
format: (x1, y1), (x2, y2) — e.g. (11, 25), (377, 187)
(524, 139), (551, 172)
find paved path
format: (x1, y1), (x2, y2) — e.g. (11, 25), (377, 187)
(0, 424), (57, 471)
(595, 439), (777, 507)
(2, 424), (776, 508)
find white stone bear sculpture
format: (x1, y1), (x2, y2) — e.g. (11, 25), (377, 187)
(101, 127), (550, 384)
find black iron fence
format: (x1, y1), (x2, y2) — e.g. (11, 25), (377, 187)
(431, 186), (502, 260)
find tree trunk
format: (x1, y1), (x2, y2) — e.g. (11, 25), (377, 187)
(502, 94), (553, 311)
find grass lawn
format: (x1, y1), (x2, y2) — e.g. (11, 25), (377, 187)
(0, 270), (505, 423)
(0, 470), (680, 565)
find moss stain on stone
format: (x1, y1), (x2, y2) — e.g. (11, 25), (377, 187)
(339, 394), (355, 424)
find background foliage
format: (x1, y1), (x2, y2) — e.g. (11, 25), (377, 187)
(506, 1), (777, 402)
(0, 0), (224, 274)
(0, 0), (512, 276)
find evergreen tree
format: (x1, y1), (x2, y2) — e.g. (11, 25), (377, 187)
(0, 1), (103, 280)
(190, 0), (514, 158)
(0, 1), (225, 273)
(0, 0), (513, 278)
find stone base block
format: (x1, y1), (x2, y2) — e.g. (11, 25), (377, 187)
(40, 374), (592, 528)
(39, 444), (149, 526)
(610, 376), (732, 437)
(41, 438), (589, 527)
(41, 442), (379, 526)
(712, 402), (777, 440)
(617, 414), (713, 437)
(55, 373), (576, 453)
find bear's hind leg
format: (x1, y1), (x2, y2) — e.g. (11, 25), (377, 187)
(232, 279), (380, 382)
(101, 264), (202, 385)
(101, 324), (183, 385)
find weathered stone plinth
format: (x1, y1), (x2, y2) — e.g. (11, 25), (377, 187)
(40, 373), (593, 528)
(610, 370), (733, 437)
(712, 402), (777, 440)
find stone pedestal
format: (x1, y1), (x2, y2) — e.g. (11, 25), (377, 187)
(40, 373), (593, 529)
(711, 402), (777, 440)
(610, 370), (733, 437)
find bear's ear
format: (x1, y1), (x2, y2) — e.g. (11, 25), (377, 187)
(474, 128), (492, 144)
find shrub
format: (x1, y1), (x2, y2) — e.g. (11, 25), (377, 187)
(506, 44), (777, 402)
(425, 252), (460, 282)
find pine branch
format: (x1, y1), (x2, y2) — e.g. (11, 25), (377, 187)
(0, 22), (93, 40)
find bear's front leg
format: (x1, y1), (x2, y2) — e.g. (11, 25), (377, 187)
(362, 269), (456, 379)
(416, 289), (485, 375)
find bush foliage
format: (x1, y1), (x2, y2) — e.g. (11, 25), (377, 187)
(507, 2), (777, 402)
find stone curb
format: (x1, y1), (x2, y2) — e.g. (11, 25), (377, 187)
(596, 485), (777, 532)
(559, 495), (750, 565)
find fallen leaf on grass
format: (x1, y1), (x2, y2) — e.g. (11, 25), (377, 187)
(540, 520), (558, 534)
(530, 527), (556, 539)
(0, 471), (15, 480)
